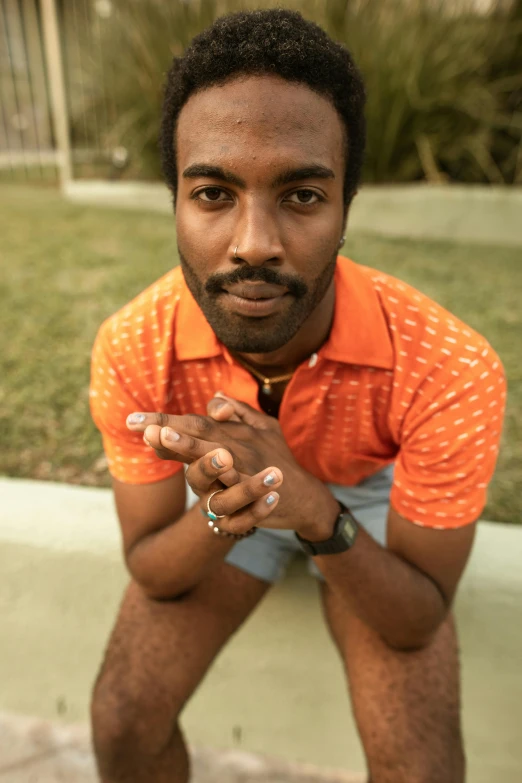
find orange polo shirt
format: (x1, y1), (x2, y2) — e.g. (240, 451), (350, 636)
(90, 257), (506, 529)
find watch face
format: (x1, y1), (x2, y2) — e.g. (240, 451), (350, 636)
(342, 515), (357, 541)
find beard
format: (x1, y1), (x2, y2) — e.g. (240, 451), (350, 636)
(178, 248), (338, 353)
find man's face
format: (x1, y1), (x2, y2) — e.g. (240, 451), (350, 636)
(175, 74), (346, 353)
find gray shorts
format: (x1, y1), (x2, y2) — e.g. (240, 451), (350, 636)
(188, 463), (394, 584)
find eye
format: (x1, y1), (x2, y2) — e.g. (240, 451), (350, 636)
(285, 189), (323, 206)
(193, 187), (232, 203)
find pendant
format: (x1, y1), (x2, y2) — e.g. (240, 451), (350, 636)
(262, 381), (272, 395)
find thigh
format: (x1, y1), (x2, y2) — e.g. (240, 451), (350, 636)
(321, 585), (465, 783)
(92, 561), (269, 750)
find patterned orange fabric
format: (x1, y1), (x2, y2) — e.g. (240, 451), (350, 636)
(90, 257), (506, 529)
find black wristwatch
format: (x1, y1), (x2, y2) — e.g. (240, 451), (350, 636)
(295, 501), (359, 556)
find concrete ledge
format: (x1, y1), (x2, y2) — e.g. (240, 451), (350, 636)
(1, 477), (522, 782)
(0, 712), (363, 783)
(63, 180), (522, 247)
(0, 478), (121, 555)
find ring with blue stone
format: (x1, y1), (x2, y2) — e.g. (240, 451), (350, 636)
(202, 489), (257, 540)
(206, 489), (227, 520)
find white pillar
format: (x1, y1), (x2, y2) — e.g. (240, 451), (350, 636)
(40, 0), (73, 187)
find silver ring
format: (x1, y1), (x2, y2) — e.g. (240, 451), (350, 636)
(207, 489), (226, 519)
(234, 245), (239, 260)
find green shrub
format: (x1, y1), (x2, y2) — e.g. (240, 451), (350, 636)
(317, 0), (521, 184)
(65, 0), (522, 184)
(487, 0), (522, 183)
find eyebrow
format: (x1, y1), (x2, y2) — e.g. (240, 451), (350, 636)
(272, 165), (335, 187)
(182, 164), (246, 188)
(182, 163), (335, 189)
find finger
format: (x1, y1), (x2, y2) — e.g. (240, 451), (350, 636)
(205, 466), (283, 523)
(157, 425), (223, 463)
(185, 448), (239, 495)
(206, 396), (242, 423)
(217, 466), (243, 488)
(146, 425), (244, 490)
(145, 425), (242, 487)
(142, 424), (220, 466)
(142, 425), (180, 461)
(128, 412), (219, 445)
(127, 411), (176, 433)
(209, 491), (281, 536)
(212, 393), (275, 429)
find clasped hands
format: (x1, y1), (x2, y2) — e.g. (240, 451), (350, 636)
(127, 394), (339, 541)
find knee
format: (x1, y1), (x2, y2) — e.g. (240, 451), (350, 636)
(90, 669), (180, 764)
(380, 629), (437, 653)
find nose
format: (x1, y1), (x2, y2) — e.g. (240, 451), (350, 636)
(231, 199), (284, 267)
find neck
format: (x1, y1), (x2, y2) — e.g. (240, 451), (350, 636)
(236, 278), (335, 374)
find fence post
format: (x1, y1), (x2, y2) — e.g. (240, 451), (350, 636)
(40, 0), (72, 188)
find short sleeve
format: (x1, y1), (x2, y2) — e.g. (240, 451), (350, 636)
(391, 352), (507, 528)
(89, 323), (184, 485)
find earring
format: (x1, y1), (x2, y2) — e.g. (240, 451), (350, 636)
(339, 235), (346, 247)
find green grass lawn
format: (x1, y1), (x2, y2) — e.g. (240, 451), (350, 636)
(0, 185), (520, 524)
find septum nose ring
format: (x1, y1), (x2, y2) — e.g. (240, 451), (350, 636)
(234, 245), (239, 260)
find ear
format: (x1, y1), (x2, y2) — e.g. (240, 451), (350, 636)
(342, 202), (351, 235)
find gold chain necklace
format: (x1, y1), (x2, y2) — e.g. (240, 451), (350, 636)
(233, 354), (294, 395)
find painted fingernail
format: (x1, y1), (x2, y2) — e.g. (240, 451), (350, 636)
(162, 427), (180, 442)
(266, 494), (277, 505)
(127, 413), (146, 424)
(211, 454), (225, 469)
(263, 472), (277, 486)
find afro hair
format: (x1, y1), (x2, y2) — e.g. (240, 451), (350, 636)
(160, 8), (366, 206)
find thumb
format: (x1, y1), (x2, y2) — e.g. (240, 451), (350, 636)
(206, 394), (242, 423)
(211, 392), (274, 429)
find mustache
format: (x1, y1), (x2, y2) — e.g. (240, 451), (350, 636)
(205, 265), (308, 298)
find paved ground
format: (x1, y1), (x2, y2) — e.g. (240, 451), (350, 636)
(0, 712), (363, 783)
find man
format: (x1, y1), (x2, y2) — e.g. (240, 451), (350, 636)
(89, 9), (506, 783)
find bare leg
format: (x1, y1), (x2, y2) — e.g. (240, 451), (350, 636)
(91, 562), (270, 783)
(321, 585), (465, 783)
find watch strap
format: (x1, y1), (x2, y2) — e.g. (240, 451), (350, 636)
(295, 502), (358, 556)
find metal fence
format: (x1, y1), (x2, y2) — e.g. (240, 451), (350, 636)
(0, 0), (57, 177)
(0, 0), (518, 188)
(0, 0), (228, 187)
(0, 0), (123, 186)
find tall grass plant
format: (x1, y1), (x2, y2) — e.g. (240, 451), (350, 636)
(66, 0), (522, 184)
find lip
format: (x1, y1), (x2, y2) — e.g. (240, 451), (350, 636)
(220, 291), (289, 317)
(222, 282), (288, 300)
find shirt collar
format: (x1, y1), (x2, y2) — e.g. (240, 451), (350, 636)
(175, 257), (394, 370)
(321, 257), (394, 370)
(175, 272), (222, 361)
